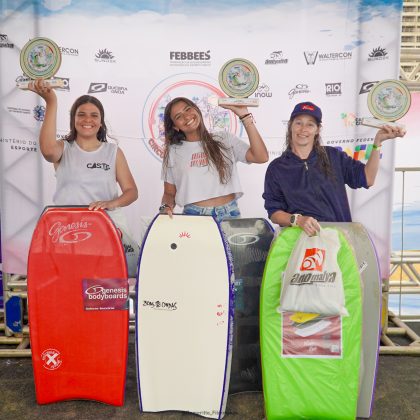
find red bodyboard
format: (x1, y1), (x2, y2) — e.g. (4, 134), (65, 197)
(27, 207), (129, 405)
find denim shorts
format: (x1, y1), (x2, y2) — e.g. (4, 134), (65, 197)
(183, 199), (241, 223)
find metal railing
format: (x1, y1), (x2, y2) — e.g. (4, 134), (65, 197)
(390, 167), (420, 321)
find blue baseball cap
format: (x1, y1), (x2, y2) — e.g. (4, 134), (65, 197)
(290, 102), (322, 123)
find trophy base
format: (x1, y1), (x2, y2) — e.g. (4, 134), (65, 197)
(17, 78), (65, 90)
(218, 97), (259, 107)
(361, 118), (405, 129)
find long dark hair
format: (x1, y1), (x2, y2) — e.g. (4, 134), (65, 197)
(285, 118), (334, 179)
(64, 95), (108, 143)
(162, 97), (232, 184)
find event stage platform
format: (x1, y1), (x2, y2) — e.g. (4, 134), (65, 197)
(1, 324), (419, 420)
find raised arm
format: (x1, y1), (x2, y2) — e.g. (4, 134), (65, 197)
(89, 147), (138, 210)
(220, 104), (269, 163)
(28, 79), (64, 163)
(364, 124), (406, 186)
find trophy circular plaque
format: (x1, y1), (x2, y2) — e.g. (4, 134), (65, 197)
(218, 58), (259, 98)
(20, 37), (62, 80)
(367, 79), (411, 122)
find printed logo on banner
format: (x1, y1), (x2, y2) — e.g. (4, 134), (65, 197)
(94, 48), (116, 63)
(325, 82), (341, 96)
(7, 102), (31, 116)
(59, 46), (79, 56)
(352, 143), (382, 161)
(48, 221), (92, 244)
(340, 112), (363, 127)
(88, 82), (107, 93)
(288, 83), (310, 99)
(33, 105), (45, 121)
(169, 50), (211, 67)
(325, 139), (381, 162)
(300, 248), (325, 271)
(254, 83), (273, 98)
(265, 50), (288, 65)
(141, 75), (239, 161)
(54, 77), (70, 91)
(0, 137), (37, 153)
(0, 34), (14, 48)
(87, 82), (127, 94)
(41, 348), (62, 370)
(368, 47), (388, 61)
(107, 84), (127, 94)
(359, 81), (379, 94)
(83, 278), (129, 311)
(304, 51), (318, 65)
(304, 50), (352, 64)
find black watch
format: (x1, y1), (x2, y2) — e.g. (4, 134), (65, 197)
(159, 203), (171, 212)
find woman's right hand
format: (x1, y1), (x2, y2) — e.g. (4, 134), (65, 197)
(28, 78), (57, 102)
(159, 204), (174, 218)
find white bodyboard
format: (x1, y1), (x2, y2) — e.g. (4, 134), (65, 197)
(136, 215), (234, 419)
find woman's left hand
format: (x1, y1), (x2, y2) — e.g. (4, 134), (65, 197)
(88, 201), (115, 211)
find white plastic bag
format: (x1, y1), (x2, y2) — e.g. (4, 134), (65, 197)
(278, 227), (348, 316)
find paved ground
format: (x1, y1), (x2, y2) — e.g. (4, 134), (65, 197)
(1, 324), (419, 420)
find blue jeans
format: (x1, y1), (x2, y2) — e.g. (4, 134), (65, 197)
(183, 199), (241, 223)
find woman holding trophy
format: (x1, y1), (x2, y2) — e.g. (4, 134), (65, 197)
(263, 101), (407, 236)
(159, 58), (268, 222)
(159, 96), (269, 222)
(28, 79), (139, 277)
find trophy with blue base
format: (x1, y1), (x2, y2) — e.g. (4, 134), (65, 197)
(218, 58), (260, 107)
(17, 37), (64, 89)
(361, 79), (411, 129)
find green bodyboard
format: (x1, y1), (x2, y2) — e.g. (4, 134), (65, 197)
(260, 227), (362, 420)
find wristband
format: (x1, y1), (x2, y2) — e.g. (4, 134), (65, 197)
(372, 143), (381, 150)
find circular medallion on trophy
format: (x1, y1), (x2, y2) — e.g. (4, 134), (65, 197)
(20, 37), (62, 80)
(17, 37), (64, 89)
(362, 79), (411, 128)
(218, 58), (260, 106)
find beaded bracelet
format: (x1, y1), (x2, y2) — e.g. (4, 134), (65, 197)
(372, 143), (381, 150)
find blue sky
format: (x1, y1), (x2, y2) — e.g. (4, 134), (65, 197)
(392, 203), (420, 251)
(0, 0), (403, 18)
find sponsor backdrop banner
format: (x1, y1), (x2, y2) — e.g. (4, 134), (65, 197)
(0, 0), (403, 275)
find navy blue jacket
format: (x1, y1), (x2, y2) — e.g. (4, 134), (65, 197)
(263, 146), (368, 222)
